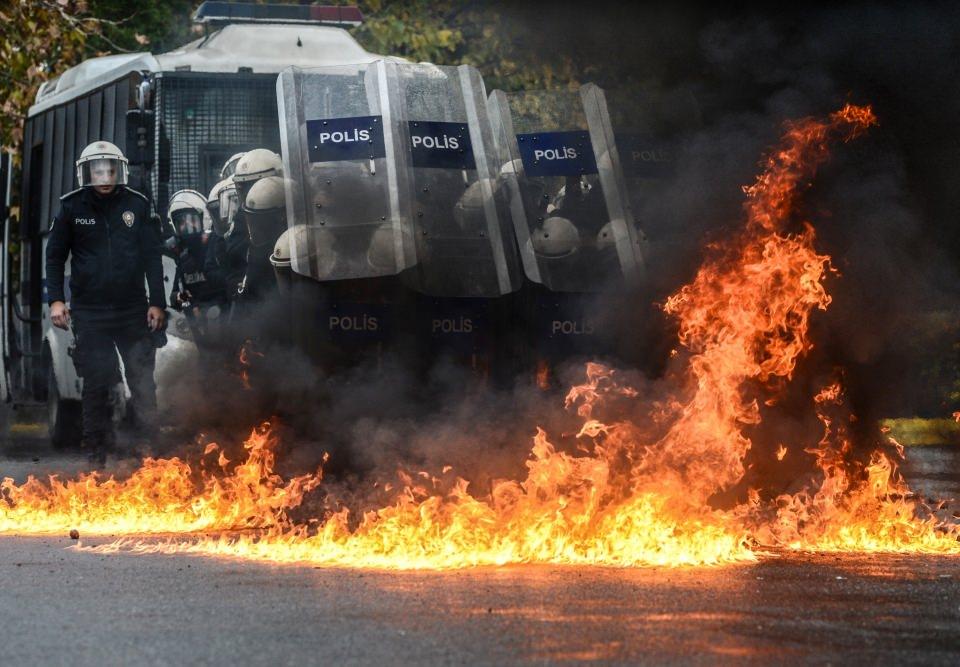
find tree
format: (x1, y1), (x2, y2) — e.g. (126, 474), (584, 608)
(0, 1), (102, 152)
(352, 1), (580, 93)
(1, 1), (599, 154)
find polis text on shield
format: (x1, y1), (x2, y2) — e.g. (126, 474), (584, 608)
(307, 115), (386, 163)
(408, 121), (475, 169)
(517, 130), (598, 177)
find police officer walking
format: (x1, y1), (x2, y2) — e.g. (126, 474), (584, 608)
(45, 141), (167, 461)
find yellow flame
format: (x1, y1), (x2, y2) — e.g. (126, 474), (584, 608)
(0, 424), (321, 535)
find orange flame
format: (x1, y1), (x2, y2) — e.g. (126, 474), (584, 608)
(0, 424), (322, 535)
(2, 104), (957, 568)
(238, 339), (263, 391)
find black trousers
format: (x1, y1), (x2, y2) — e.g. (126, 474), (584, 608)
(72, 309), (157, 447)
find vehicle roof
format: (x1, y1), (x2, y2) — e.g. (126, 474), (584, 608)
(30, 24), (391, 116)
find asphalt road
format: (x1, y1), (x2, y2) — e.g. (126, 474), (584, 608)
(1, 437), (959, 665)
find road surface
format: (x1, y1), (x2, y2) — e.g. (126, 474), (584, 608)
(1, 435), (959, 665)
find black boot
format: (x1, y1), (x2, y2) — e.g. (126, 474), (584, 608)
(82, 441), (107, 466)
(82, 431), (115, 467)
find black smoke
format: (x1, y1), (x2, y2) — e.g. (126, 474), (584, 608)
(143, 4), (960, 510)
(503, 2), (960, 420)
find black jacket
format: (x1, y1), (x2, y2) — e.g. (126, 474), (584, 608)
(170, 234), (226, 306)
(203, 215), (250, 300)
(46, 186), (166, 310)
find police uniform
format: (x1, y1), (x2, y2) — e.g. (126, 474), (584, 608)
(45, 185), (166, 450)
(171, 233), (225, 307)
(204, 215), (249, 300)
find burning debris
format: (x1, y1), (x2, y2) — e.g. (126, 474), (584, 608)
(1, 105), (958, 569)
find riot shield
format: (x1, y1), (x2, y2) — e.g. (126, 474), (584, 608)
(488, 85), (646, 293)
(604, 87), (701, 257)
(277, 63), (417, 282)
(388, 63), (523, 298)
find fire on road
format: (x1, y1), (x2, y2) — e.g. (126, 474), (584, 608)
(0, 102), (956, 664)
(1, 105), (958, 570)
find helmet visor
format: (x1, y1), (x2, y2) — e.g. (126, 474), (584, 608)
(172, 210), (204, 236)
(221, 155), (242, 179)
(79, 158), (127, 187)
(245, 209), (287, 248)
(236, 179), (257, 207)
(219, 187), (240, 224)
(205, 200), (222, 232)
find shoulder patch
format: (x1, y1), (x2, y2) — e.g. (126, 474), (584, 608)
(60, 188), (83, 201)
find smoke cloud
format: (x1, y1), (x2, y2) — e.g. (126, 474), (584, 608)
(121, 4), (960, 513)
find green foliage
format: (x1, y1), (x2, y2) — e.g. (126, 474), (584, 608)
(880, 418), (960, 446)
(0, 0), (99, 152)
(351, 1), (580, 93)
(85, 0), (197, 55)
(1, 0), (591, 154)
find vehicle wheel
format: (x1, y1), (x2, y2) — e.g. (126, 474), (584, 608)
(48, 363), (81, 449)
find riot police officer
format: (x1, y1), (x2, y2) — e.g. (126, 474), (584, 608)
(167, 189), (227, 351)
(208, 150), (282, 300)
(203, 176), (246, 299)
(240, 175), (288, 300)
(205, 177), (239, 238)
(45, 141), (167, 460)
(167, 189), (224, 310)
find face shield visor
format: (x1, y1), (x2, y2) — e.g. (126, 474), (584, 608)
(244, 207), (287, 249)
(235, 179), (256, 209)
(205, 200), (222, 233)
(218, 187), (240, 229)
(172, 209), (204, 237)
(78, 158), (128, 188)
(221, 154), (243, 179)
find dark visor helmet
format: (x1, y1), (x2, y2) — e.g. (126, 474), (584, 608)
(168, 189), (208, 237)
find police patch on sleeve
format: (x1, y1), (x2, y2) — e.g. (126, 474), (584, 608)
(122, 211), (135, 227)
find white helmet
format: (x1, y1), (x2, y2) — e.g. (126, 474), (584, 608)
(76, 141), (128, 188)
(596, 221), (617, 251)
(206, 177), (238, 236)
(243, 176), (287, 248)
(270, 226), (294, 269)
(366, 222), (414, 273)
(499, 158), (524, 177)
(272, 225), (338, 278)
(234, 149), (282, 207)
(220, 152), (246, 180)
(233, 149), (282, 184)
(168, 189), (207, 236)
(453, 178), (492, 230)
(243, 176), (285, 212)
(367, 223), (396, 272)
(532, 216), (580, 258)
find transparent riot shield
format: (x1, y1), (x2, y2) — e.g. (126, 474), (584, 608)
(604, 87), (701, 258)
(388, 63), (523, 298)
(488, 85), (646, 293)
(277, 63), (417, 282)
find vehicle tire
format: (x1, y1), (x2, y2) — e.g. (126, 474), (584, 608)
(48, 362), (81, 450)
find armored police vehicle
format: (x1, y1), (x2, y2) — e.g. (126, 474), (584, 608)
(0, 3), (394, 443)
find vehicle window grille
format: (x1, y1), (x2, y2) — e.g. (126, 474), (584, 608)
(152, 73), (281, 218)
